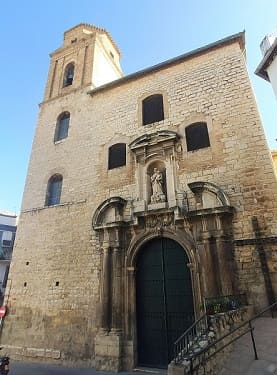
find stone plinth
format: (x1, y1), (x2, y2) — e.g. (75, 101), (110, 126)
(95, 332), (122, 372)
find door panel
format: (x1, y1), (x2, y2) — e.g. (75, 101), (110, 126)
(136, 238), (194, 368)
(136, 243), (167, 367)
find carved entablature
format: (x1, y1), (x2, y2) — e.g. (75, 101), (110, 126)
(129, 130), (184, 214)
(129, 130), (180, 164)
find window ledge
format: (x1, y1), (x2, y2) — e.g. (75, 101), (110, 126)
(54, 139), (66, 145)
(186, 146), (211, 153)
(142, 119), (165, 127)
(108, 165), (127, 172)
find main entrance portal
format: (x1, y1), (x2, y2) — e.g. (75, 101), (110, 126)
(136, 238), (194, 368)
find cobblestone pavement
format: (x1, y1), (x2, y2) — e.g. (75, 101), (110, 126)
(219, 317), (277, 374)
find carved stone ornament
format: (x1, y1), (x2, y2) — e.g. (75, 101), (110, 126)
(145, 213), (173, 229)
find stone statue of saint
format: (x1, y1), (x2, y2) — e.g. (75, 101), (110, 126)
(150, 168), (165, 203)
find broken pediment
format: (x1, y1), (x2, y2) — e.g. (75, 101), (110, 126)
(188, 181), (232, 212)
(129, 130), (179, 158)
(92, 197), (127, 229)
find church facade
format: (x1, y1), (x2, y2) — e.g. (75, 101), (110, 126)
(2, 24), (277, 371)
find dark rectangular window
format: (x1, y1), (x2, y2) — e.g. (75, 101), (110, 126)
(2, 240), (12, 247)
(185, 122), (210, 151)
(142, 94), (164, 125)
(108, 143), (126, 169)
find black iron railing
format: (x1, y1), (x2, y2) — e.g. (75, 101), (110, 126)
(173, 313), (209, 364)
(189, 300), (277, 374)
(173, 294), (247, 364)
(173, 294), (247, 366)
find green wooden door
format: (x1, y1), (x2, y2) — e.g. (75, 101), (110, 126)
(136, 238), (194, 368)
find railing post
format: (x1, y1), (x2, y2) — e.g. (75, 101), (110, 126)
(190, 358), (193, 375)
(270, 304), (275, 318)
(249, 321), (258, 360)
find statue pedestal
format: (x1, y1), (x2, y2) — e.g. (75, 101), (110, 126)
(150, 193), (166, 204)
(148, 202), (167, 210)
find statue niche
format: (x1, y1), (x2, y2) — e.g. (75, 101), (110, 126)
(148, 163), (166, 204)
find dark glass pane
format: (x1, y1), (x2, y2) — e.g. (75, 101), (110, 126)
(108, 143), (126, 169)
(142, 94), (164, 125)
(2, 240), (11, 247)
(46, 175), (62, 206)
(55, 113), (70, 141)
(2, 265), (10, 288)
(185, 122), (210, 151)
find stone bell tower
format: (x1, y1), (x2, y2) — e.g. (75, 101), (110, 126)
(44, 23), (123, 101)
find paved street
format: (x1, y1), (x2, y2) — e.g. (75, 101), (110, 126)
(7, 317), (277, 374)
(9, 361), (92, 375)
(220, 317), (277, 374)
(9, 362), (165, 375)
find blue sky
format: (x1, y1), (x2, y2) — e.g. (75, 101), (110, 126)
(1, 0), (276, 213)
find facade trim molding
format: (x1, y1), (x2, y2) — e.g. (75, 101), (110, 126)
(88, 32), (245, 96)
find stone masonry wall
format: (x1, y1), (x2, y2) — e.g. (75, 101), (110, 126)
(2, 34), (277, 366)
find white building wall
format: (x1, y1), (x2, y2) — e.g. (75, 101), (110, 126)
(0, 212), (17, 299)
(0, 214), (17, 227)
(267, 58), (277, 100)
(92, 40), (123, 87)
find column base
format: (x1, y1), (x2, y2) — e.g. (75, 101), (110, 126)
(95, 332), (122, 372)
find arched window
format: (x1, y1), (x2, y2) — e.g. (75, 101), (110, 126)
(185, 122), (210, 151)
(63, 63), (75, 87)
(45, 174), (63, 206)
(54, 112), (70, 142)
(142, 94), (164, 125)
(108, 143), (126, 169)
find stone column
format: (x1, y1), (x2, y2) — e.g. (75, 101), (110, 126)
(111, 245), (123, 333)
(200, 231), (219, 297)
(214, 214), (234, 295)
(100, 243), (111, 332)
(215, 234), (234, 295)
(126, 267), (136, 339)
(95, 241), (123, 372)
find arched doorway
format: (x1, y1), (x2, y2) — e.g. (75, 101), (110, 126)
(136, 237), (194, 368)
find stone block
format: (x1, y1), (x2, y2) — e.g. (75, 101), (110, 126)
(133, 200), (146, 213)
(148, 202), (167, 210)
